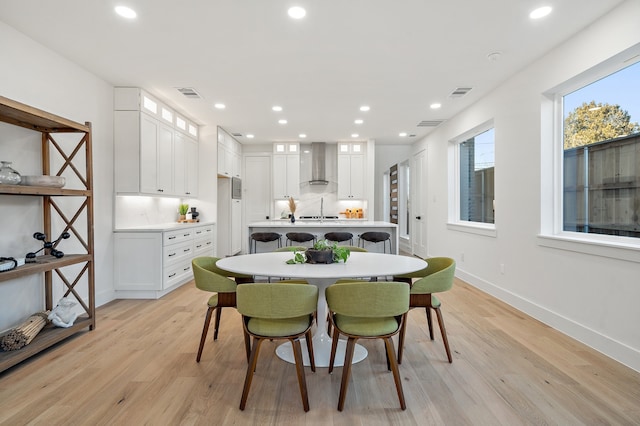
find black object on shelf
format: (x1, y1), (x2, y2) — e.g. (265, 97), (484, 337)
(26, 231), (70, 262)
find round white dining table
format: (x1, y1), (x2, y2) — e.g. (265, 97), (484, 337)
(217, 251), (427, 368)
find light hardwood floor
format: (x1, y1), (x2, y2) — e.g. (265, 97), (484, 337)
(1, 278), (639, 425)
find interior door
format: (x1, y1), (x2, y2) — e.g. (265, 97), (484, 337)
(412, 149), (427, 257)
(244, 155), (272, 251)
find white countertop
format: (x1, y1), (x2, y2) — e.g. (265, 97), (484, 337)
(114, 221), (215, 232)
(249, 220), (397, 228)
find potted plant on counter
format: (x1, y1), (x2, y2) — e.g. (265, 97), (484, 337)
(286, 239), (350, 264)
(178, 203), (189, 221)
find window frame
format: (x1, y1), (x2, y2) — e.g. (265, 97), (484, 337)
(538, 46), (640, 263)
(447, 119), (497, 238)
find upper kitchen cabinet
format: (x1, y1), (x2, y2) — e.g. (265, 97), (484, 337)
(337, 142), (365, 199)
(114, 88), (199, 197)
(273, 143), (300, 199)
(217, 127), (242, 179)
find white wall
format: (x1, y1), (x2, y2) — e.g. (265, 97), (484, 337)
(0, 20), (115, 329)
(374, 144), (412, 222)
(407, 0), (640, 371)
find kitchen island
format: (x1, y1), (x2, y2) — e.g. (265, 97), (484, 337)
(248, 220), (398, 254)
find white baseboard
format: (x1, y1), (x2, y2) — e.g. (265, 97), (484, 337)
(456, 268), (640, 373)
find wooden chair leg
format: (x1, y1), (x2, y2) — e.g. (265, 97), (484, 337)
(435, 307), (453, 363)
(291, 338), (310, 412)
(305, 330), (316, 372)
(213, 307), (223, 341)
(337, 337), (356, 411)
(328, 324), (340, 374)
(196, 306), (215, 362)
(240, 337), (263, 410)
(397, 318), (408, 365)
(383, 337), (406, 410)
(243, 328), (251, 363)
(426, 306), (434, 340)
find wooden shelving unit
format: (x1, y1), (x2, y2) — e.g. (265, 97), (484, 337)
(0, 95), (95, 373)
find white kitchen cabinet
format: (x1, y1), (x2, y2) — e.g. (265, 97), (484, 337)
(273, 142), (300, 199)
(114, 87), (199, 197)
(114, 224), (215, 299)
(337, 142), (365, 199)
(174, 132), (199, 197)
(218, 128), (242, 178)
(231, 199), (242, 254)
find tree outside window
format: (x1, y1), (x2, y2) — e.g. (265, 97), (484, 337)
(563, 61), (640, 238)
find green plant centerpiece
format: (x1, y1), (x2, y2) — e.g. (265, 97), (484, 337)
(286, 239), (350, 264)
(178, 203), (189, 216)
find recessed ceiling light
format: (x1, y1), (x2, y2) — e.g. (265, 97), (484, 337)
(246, 134), (254, 138)
(278, 119), (288, 124)
(399, 132), (407, 137)
(359, 105), (370, 112)
(288, 6), (306, 19)
(351, 133), (359, 138)
(299, 133), (307, 138)
(272, 105), (283, 112)
(354, 119), (363, 124)
(529, 6), (552, 19)
(115, 6), (137, 19)
(214, 103), (226, 109)
(430, 103), (442, 109)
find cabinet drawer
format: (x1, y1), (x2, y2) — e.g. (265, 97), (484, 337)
(192, 225), (213, 238)
(164, 261), (192, 289)
(193, 237), (214, 256)
(163, 240), (193, 265)
(164, 229), (194, 245)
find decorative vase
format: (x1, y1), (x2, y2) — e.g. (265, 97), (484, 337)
(179, 214), (186, 221)
(290, 214), (295, 223)
(305, 249), (334, 264)
(0, 161), (21, 185)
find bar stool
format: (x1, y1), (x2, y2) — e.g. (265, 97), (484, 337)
(358, 231), (392, 254)
(286, 232), (317, 247)
(250, 232), (282, 253)
(324, 232), (353, 246)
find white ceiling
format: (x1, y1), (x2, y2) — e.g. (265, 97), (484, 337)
(0, 0), (624, 144)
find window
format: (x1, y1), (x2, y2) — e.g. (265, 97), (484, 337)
(453, 124), (495, 225)
(562, 60), (640, 239)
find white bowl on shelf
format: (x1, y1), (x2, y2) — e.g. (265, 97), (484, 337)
(19, 175), (66, 188)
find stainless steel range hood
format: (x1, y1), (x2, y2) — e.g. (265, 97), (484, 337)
(309, 142), (329, 185)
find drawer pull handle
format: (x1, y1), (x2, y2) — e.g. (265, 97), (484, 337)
(196, 244), (203, 249)
(183, 249), (190, 253)
(168, 253), (176, 257)
(168, 272), (176, 278)
(168, 236), (176, 240)
(183, 267), (190, 271)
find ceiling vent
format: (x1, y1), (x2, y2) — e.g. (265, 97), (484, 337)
(449, 87), (472, 98)
(417, 120), (445, 127)
(176, 87), (202, 99)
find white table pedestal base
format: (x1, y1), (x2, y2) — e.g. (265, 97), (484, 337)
(275, 336), (368, 368)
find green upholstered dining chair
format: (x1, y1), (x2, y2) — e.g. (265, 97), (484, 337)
(237, 283), (318, 412)
(325, 281), (409, 411)
(192, 256), (252, 363)
(393, 257), (456, 364)
(273, 245), (308, 252)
